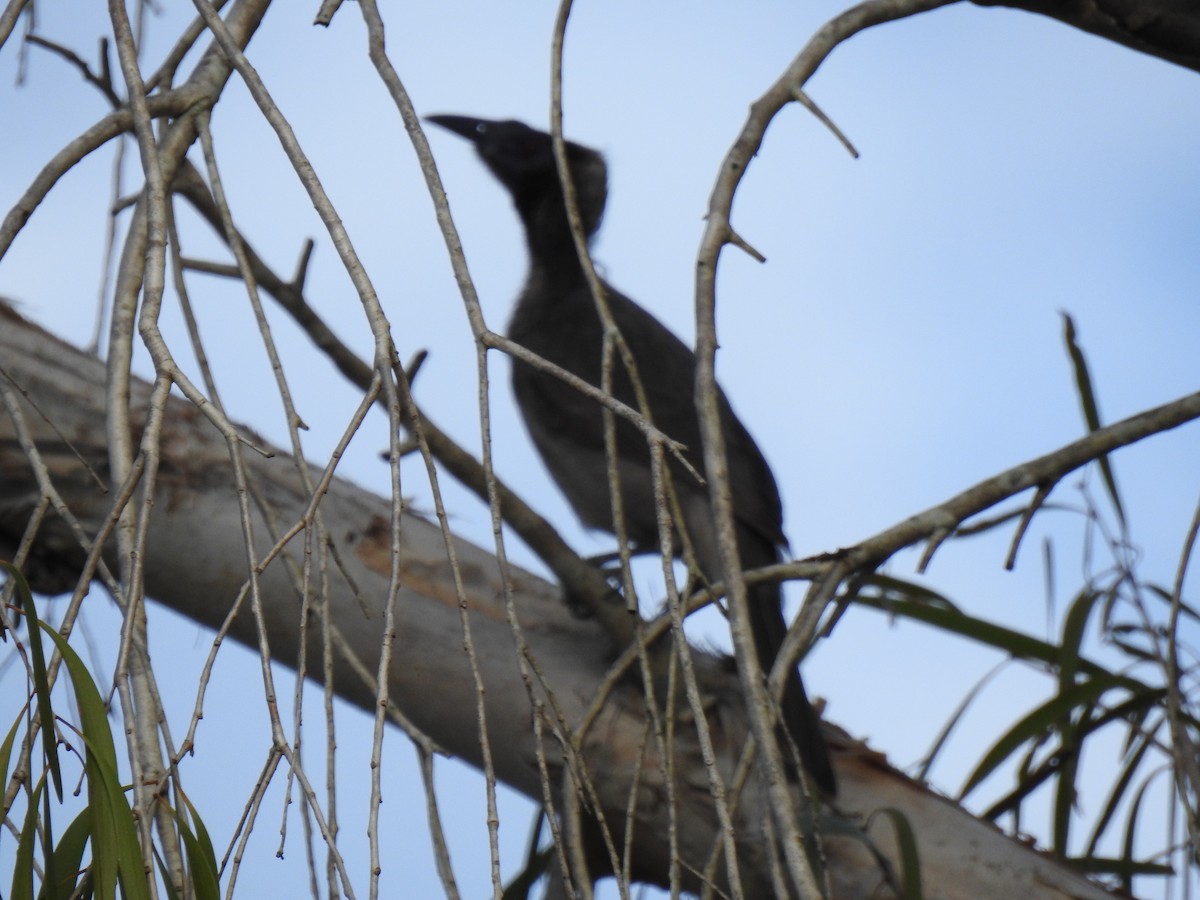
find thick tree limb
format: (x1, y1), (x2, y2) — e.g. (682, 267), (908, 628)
(0, 300), (1134, 898)
(975, 0), (1200, 74)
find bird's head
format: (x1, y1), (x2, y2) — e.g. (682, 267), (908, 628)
(426, 114), (608, 240)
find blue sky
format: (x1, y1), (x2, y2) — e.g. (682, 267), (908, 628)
(2, 2), (1198, 897)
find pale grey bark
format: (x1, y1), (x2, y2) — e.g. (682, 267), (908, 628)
(4, 2), (1193, 895)
(0, 300), (1125, 899)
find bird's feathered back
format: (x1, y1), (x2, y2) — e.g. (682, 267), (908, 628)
(428, 113), (835, 796)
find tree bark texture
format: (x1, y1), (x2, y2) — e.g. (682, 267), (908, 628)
(0, 301), (1125, 898)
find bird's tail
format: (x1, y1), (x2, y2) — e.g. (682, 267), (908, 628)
(743, 544), (837, 797)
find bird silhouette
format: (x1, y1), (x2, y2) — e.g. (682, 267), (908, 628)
(428, 114), (835, 796)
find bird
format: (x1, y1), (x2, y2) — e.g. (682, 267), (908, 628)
(427, 114), (836, 796)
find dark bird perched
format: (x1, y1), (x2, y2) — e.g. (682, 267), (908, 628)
(427, 114), (836, 796)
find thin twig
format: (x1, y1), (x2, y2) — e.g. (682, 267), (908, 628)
(692, 2), (996, 894)
(791, 87), (859, 159)
(107, 0), (178, 883)
(777, 388), (1200, 693)
(312, 0), (346, 28)
(0, 0), (32, 56)
(24, 34), (121, 104)
(1164, 490), (1200, 846)
(1003, 479), (1058, 570)
(170, 133), (630, 649)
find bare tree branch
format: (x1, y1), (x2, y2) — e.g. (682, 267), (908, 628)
(1, 297), (1133, 899)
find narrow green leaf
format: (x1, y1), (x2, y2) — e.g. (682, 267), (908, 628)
(1084, 691), (1167, 750)
(1119, 757), (1168, 892)
(84, 724), (146, 900)
(179, 821), (222, 900)
(852, 588), (1145, 694)
(180, 792), (219, 882)
(861, 574), (960, 611)
(1060, 312), (1125, 529)
(1, 562), (63, 802)
(151, 845), (182, 900)
(13, 775), (45, 900)
(37, 625), (152, 900)
(1085, 728), (1154, 854)
(1058, 588), (1101, 686)
(960, 679), (1115, 799)
(1067, 856), (1172, 877)
(1049, 588), (1104, 855)
(1051, 701), (1086, 855)
(982, 739), (1057, 821)
(1144, 582), (1200, 624)
(871, 808), (924, 900)
(917, 663), (1006, 783)
(1041, 537), (1055, 624)
(0, 700), (28, 808)
(40, 774), (59, 900)
(1108, 636), (1157, 664)
(40, 808), (92, 900)
(165, 794), (221, 900)
(980, 687), (1165, 820)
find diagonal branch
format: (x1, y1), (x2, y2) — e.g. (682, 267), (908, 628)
(772, 390), (1200, 693)
(693, 2), (959, 892)
(168, 164), (633, 649)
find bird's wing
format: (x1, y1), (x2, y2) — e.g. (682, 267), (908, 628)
(607, 286), (786, 548)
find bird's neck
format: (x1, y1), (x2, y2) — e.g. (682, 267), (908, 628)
(514, 174), (604, 284)
(516, 200), (585, 280)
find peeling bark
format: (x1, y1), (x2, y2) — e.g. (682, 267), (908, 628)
(0, 301), (1126, 898)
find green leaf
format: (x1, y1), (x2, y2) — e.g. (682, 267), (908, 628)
(37, 624), (151, 900)
(1118, 770), (1171, 891)
(853, 582), (1146, 693)
(1144, 582), (1200, 624)
(13, 774), (45, 900)
(181, 792), (220, 886)
(41, 808), (92, 900)
(1, 562), (63, 803)
(1058, 588), (1101, 686)
(1060, 312), (1126, 529)
(1050, 587), (1105, 854)
(1051, 702), (1085, 855)
(1066, 856), (1172, 878)
(174, 794), (221, 900)
(979, 734), (1055, 821)
(917, 662), (1006, 783)
(39, 773), (60, 900)
(861, 574), (960, 612)
(982, 687), (1166, 821)
(960, 679), (1114, 799)
(0, 699), (28, 808)
(1085, 726), (1155, 855)
(151, 845), (181, 900)
(870, 808), (924, 900)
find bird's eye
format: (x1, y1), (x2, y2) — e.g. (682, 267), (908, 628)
(475, 123), (488, 135)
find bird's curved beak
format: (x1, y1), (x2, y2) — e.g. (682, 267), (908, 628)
(425, 114), (490, 144)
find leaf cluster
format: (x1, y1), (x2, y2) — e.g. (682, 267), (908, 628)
(1, 562), (220, 900)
